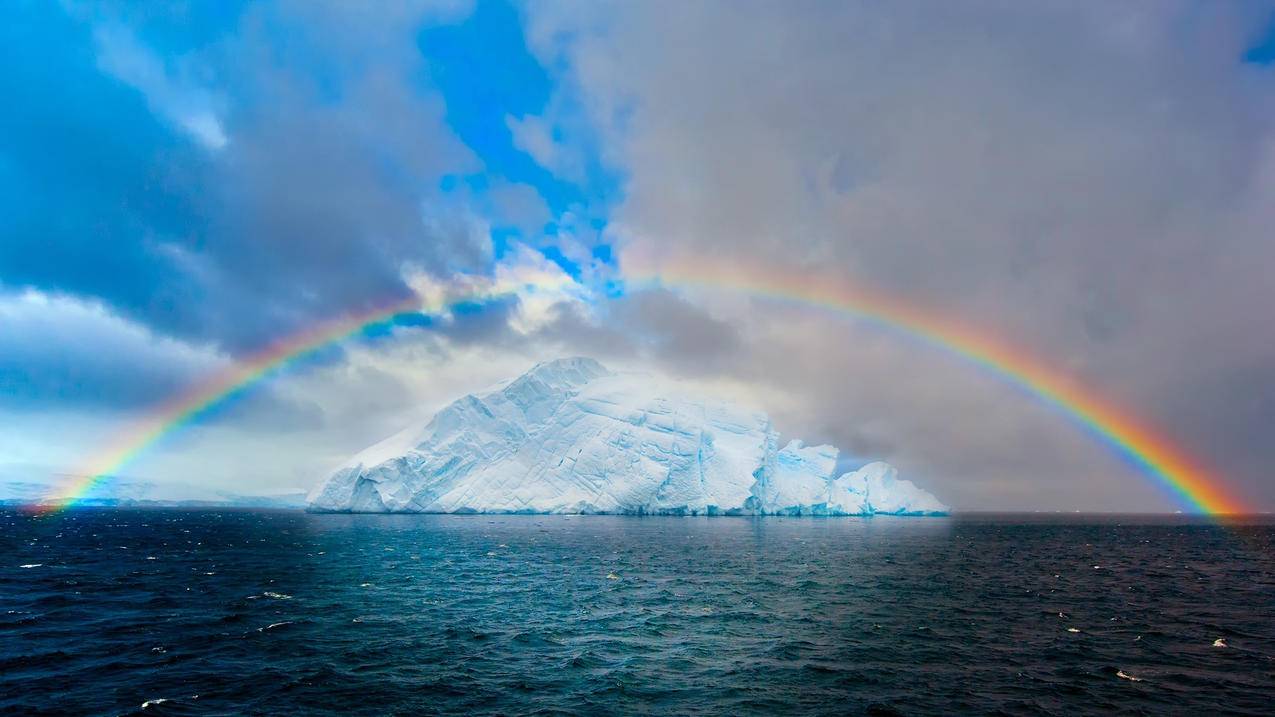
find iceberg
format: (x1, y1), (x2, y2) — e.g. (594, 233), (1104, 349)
(308, 357), (947, 515)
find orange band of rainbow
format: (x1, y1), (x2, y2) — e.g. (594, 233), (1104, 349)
(49, 269), (1247, 515)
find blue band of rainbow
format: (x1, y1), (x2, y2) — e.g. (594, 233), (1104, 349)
(50, 268), (1246, 515)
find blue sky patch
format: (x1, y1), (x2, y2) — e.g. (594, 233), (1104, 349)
(417, 0), (620, 277)
(1244, 15), (1275, 65)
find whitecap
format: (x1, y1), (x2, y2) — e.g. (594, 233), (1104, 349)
(606, 573), (620, 580)
(141, 698), (169, 709)
(259, 621), (294, 632)
(1116, 670), (1142, 682)
(1213, 638), (1227, 648)
(263, 591), (292, 600)
(1067, 628), (1080, 633)
(18, 564), (42, 569)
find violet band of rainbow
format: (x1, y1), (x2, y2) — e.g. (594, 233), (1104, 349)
(53, 269), (1246, 515)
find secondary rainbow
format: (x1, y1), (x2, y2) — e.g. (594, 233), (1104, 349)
(52, 267), (1246, 514)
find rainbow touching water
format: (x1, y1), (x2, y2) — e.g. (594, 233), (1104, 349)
(632, 263), (1245, 515)
(44, 293), (418, 511)
(49, 275), (578, 511)
(52, 266), (1247, 515)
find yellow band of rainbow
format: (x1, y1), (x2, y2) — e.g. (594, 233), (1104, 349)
(48, 269), (1247, 515)
(632, 264), (1244, 515)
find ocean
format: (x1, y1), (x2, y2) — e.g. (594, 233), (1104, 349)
(2, 509), (1272, 715)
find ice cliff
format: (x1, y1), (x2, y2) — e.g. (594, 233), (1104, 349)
(308, 357), (946, 515)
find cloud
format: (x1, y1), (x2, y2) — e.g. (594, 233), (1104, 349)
(507, 112), (582, 180)
(0, 2), (605, 495)
(524, 1), (1275, 509)
(487, 181), (553, 234)
(92, 22), (227, 149)
(0, 289), (226, 409)
(522, 284), (746, 384)
(0, 269), (595, 489)
(0, 3), (208, 334)
(5, 1), (1274, 510)
(80, 340), (562, 494)
(1, 1), (490, 352)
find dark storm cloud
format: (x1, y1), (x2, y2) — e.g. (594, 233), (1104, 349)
(0, 1), (486, 351)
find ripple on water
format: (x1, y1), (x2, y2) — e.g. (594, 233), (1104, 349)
(0, 510), (1271, 715)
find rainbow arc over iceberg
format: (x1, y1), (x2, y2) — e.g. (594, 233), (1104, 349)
(52, 266), (1247, 515)
(638, 263), (1245, 515)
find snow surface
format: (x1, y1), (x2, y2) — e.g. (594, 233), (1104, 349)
(308, 357), (947, 515)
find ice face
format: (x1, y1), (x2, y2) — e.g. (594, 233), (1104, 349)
(308, 358), (947, 515)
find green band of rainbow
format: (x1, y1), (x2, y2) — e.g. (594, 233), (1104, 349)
(50, 270), (1246, 514)
(48, 276), (569, 510)
(634, 265), (1244, 515)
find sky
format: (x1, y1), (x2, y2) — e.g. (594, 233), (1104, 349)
(2, 0), (1274, 512)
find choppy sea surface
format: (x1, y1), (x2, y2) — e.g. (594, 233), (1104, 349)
(2, 510), (1273, 715)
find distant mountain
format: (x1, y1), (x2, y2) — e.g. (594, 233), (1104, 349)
(310, 357), (947, 515)
(0, 477), (308, 509)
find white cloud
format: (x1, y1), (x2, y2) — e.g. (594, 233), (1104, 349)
(494, 243), (591, 333)
(92, 23), (228, 150)
(507, 113), (583, 179)
(404, 242), (590, 334)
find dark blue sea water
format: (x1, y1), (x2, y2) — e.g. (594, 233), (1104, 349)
(2, 510), (1272, 715)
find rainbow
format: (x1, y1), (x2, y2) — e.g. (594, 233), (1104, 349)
(46, 274), (578, 510)
(50, 267), (1247, 515)
(631, 263), (1245, 515)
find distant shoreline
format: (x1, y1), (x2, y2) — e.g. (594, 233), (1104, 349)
(7, 504), (1271, 521)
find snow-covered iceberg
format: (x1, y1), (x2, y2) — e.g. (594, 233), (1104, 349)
(308, 357), (946, 515)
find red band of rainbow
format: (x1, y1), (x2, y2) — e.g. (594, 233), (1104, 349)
(48, 270), (1247, 515)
